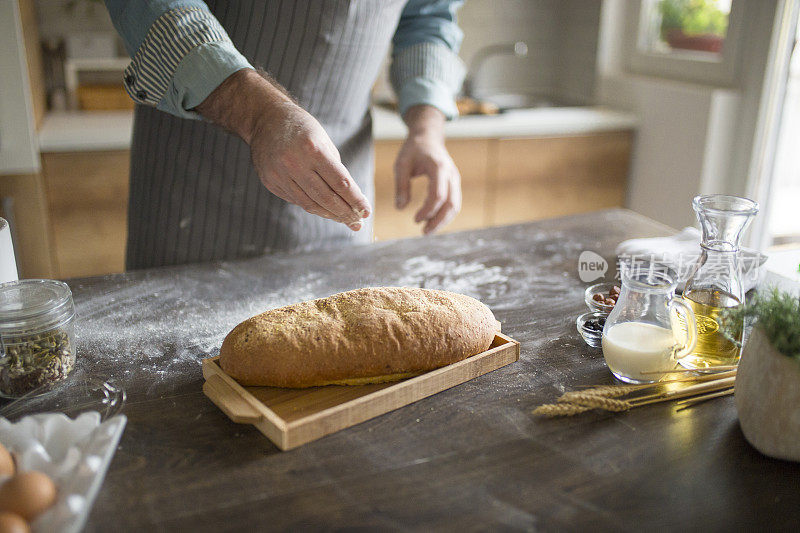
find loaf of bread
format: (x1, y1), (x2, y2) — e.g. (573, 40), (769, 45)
(219, 287), (497, 388)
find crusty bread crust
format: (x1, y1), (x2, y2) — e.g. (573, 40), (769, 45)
(219, 287), (497, 388)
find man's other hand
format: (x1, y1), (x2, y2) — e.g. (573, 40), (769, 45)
(394, 105), (461, 235)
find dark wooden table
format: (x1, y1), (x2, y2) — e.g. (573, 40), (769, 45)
(39, 209), (800, 531)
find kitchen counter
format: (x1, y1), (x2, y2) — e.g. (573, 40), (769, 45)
(37, 111), (135, 152)
(371, 105), (638, 140)
(12, 208), (795, 530)
(37, 106), (638, 152)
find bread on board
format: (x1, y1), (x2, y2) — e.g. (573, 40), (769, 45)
(219, 287), (498, 388)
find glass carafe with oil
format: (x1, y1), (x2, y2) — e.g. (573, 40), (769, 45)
(681, 194), (759, 369)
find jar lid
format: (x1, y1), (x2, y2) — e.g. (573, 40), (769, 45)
(0, 279), (75, 333)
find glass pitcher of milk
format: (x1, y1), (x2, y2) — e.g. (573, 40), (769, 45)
(602, 260), (697, 383)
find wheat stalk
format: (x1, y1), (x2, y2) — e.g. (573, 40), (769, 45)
(562, 370), (737, 402)
(563, 394), (631, 411)
(533, 403), (594, 417)
(558, 384), (645, 402)
(675, 388), (735, 411)
(640, 365), (738, 375)
(630, 376), (735, 405)
(534, 375), (735, 417)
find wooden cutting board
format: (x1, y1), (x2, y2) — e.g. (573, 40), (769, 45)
(202, 331), (520, 450)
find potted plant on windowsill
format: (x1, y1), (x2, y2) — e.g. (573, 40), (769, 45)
(732, 289), (800, 462)
(658, 0), (728, 53)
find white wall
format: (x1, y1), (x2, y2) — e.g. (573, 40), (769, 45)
(459, 0), (600, 102)
(35, 0), (604, 107)
(34, 0), (116, 43)
(599, 75), (740, 227)
(458, 0), (557, 98)
(553, 1), (602, 105)
(375, 0), (602, 105)
(596, 0), (779, 231)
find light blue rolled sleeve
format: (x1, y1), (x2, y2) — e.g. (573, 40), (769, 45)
(104, 0), (253, 120)
(390, 0), (466, 119)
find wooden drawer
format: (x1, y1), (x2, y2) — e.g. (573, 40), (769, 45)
(41, 151), (130, 210)
(34, 132), (631, 275)
(41, 151), (130, 278)
(493, 132), (633, 184)
(489, 178), (627, 226)
(489, 132), (632, 225)
(0, 174), (55, 278)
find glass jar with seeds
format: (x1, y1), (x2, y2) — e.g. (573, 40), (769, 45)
(0, 279), (77, 398)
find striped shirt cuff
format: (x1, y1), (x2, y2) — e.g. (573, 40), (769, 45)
(390, 42), (466, 119)
(123, 7), (253, 120)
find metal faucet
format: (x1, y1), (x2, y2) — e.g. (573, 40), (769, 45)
(462, 41), (528, 99)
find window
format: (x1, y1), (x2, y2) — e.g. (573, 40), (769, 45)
(641, 0), (731, 56)
(625, 0), (746, 86)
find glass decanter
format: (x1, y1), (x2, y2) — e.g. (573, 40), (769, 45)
(602, 260), (697, 384)
(680, 194), (759, 369)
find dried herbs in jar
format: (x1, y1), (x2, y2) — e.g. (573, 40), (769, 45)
(0, 280), (77, 398)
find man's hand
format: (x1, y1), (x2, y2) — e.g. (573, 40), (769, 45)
(394, 105), (461, 235)
(197, 69), (371, 231)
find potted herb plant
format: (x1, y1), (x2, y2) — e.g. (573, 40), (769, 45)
(732, 289), (800, 462)
(658, 0), (729, 53)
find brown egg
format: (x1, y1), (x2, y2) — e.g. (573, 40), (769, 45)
(0, 443), (13, 477)
(0, 512), (30, 533)
(0, 471), (57, 520)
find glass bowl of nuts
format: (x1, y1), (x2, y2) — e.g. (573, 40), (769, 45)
(584, 282), (621, 314)
(0, 280), (77, 399)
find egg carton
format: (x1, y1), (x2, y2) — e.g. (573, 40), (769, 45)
(0, 411), (126, 533)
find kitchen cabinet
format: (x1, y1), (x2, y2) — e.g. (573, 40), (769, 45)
(0, 174), (56, 278)
(373, 131), (632, 238)
(489, 132), (631, 225)
(37, 130), (632, 278)
(40, 151), (129, 278)
(0, 1), (59, 279)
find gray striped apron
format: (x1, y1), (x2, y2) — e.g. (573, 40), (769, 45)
(127, 0), (406, 270)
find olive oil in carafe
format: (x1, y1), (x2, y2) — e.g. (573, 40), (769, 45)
(681, 288), (742, 368)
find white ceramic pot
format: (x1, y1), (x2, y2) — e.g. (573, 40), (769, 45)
(735, 327), (800, 462)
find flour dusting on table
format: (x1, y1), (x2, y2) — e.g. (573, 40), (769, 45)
(71, 271), (325, 393)
(395, 256), (511, 300)
(65, 223), (592, 398)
